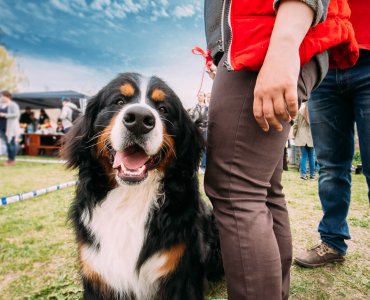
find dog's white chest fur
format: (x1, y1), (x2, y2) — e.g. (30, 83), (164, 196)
(80, 173), (164, 298)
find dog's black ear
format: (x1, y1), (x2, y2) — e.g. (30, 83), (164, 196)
(62, 96), (99, 169)
(175, 107), (204, 174)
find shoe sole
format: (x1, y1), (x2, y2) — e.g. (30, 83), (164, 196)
(294, 257), (345, 268)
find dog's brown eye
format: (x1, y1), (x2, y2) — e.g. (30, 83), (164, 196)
(159, 106), (167, 114)
(116, 99), (125, 106)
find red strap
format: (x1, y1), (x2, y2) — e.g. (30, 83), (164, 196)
(191, 46), (213, 69)
(192, 46), (214, 96)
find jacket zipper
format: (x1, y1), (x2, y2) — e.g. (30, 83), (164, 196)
(219, 0), (227, 52)
(223, 0), (234, 71)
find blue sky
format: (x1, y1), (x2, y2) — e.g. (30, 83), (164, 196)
(0, 0), (213, 107)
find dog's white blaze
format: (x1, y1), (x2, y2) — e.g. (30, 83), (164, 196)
(110, 103), (163, 156)
(139, 77), (150, 104)
(81, 171), (166, 298)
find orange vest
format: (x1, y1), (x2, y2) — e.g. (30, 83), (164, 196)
(227, 0), (359, 71)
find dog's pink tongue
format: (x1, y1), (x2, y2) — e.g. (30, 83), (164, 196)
(113, 148), (149, 170)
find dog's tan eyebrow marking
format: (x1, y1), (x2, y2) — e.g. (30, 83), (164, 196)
(151, 89), (166, 102)
(120, 83), (135, 97)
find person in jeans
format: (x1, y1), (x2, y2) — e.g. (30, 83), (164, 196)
(0, 91), (20, 166)
(293, 103), (316, 180)
(295, 0), (369, 267)
(204, 0), (358, 298)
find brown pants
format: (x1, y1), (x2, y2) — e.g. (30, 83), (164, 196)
(205, 56), (319, 300)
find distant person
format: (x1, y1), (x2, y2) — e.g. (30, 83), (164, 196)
(0, 90), (20, 166)
(27, 111), (38, 133)
(189, 91), (209, 172)
(38, 108), (50, 125)
(38, 118), (54, 134)
(293, 103), (316, 180)
(59, 97), (80, 133)
(19, 106), (33, 125)
(206, 92), (212, 105)
(56, 118), (65, 134)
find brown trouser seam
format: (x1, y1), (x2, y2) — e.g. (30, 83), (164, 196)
(226, 77), (254, 297)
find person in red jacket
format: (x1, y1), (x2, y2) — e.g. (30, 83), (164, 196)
(295, 0), (370, 268)
(203, 0), (358, 299)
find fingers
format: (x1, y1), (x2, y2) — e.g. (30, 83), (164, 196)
(284, 83), (298, 119)
(263, 98), (283, 131)
(254, 93), (296, 132)
(273, 94), (291, 123)
(253, 96), (269, 132)
(253, 71), (298, 131)
(206, 64), (217, 80)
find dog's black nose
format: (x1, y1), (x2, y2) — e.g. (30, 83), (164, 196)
(123, 106), (156, 135)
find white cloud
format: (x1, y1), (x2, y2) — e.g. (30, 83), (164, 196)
(17, 55), (112, 96)
(51, 0), (197, 22)
(0, 25), (12, 36)
(0, 0), (16, 20)
(15, 54), (213, 109)
(90, 0), (111, 10)
(1, 22), (28, 38)
(14, 2), (56, 23)
(151, 7), (169, 21)
(122, 0), (142, 13)
(135, 60), (213, 109)
(173, 5), (195, 18)
(49, 0), (75, 14)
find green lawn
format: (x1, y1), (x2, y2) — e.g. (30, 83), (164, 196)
(0, 160), (369, 299)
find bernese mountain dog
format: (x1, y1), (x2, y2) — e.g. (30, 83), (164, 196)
(63, 73), (223, 300)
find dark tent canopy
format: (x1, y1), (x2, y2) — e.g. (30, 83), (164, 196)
(12, 90), (88, 109)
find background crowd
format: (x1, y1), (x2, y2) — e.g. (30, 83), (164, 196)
(0, 91), (81, 165)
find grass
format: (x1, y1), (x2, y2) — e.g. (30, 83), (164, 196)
(0, 161), (369, 299)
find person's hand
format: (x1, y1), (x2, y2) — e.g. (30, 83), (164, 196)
(206, 64), (217, 80)
(0, 112), (5, 117)
(252, 0), (313, 132)
(253, 47), (300, 132)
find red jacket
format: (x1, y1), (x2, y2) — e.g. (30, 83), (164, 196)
(349, 0), (370, 50)
(227, 0), (359, 71)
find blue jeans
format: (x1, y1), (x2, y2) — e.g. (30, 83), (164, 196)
(0, 130), (16, 161)
(308, 49), (370, 255)
(300, 145), (315, 177)
(201, 129), (207, 169)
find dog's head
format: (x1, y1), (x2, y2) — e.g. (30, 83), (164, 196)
(63, 73), (203, 187)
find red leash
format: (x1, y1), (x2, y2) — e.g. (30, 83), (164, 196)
(192, 46), (213, 96)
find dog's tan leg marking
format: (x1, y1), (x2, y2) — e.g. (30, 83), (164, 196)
(159, 243), (186, 276)
(79, 243), (110, 296)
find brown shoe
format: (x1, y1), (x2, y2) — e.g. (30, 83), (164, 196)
(295, 242), (345, 268)
(3, 160), (16, 166)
